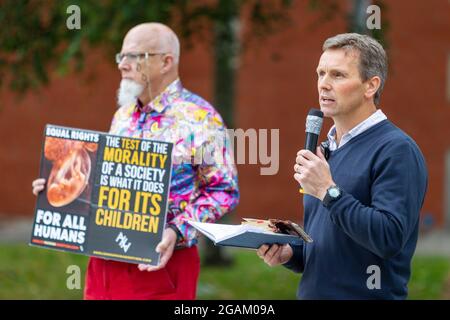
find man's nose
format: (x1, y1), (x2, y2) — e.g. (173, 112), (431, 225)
(118, 59), (130, 72)
(318, 74), (332, 91)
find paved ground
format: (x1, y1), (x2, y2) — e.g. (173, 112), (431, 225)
(0, 217), (33, 243)
(2, 217), (450, 256)
(415, 230), (450, 256)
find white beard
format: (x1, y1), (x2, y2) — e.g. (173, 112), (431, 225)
(117, 79), (144, 108)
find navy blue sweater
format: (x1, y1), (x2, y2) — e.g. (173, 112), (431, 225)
(284, 120), (428, 299)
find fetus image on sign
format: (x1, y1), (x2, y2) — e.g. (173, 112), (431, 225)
(44, 137), (98, 207)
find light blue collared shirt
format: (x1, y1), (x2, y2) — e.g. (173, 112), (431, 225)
(327, 109), (387, 151)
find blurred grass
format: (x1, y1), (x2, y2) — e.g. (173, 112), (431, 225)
(0, 244), (88, 299)
(0, 244), (448, 299)
(408, 256), (450, 299)
(197, 248), (299, 299)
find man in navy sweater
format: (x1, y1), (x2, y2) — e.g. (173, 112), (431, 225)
(257, 33), (428, 299)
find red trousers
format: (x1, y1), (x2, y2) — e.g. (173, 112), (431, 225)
(84, 246), (200, 300)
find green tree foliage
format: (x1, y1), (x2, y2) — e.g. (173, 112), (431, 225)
(0, 0), (294, 93)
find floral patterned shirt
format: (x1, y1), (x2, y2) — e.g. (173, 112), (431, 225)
(109, 78), (239, 247)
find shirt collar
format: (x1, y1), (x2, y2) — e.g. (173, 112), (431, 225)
(136, 78), (183, 114)
(327, 109), (387, 146)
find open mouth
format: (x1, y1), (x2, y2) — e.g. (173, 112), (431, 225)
(321, 97), (335, 104)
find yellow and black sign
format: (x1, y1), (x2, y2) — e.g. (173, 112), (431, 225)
(30, 124), (173, 266)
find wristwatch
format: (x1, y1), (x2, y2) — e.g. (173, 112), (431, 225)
(322, 185), (342, 208)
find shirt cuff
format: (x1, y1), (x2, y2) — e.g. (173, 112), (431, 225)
(167, 223), (184, 243)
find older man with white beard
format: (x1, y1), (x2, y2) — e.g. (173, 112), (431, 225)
(32, 22), (239, 300)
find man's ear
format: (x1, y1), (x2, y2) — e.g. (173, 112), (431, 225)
(364, 76), (381, 101)
(161, 54), (174, 74)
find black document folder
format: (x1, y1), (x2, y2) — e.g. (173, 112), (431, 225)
(188, 220), (312, 249)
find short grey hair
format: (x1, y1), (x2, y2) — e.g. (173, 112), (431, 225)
(322, 33), (388, 106)
(160, 30), (180, 65)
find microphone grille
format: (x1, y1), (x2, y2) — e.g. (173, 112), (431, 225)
(305, 108), (323, 135)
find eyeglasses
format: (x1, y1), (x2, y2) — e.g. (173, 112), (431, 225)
(115, 52), (166, 64)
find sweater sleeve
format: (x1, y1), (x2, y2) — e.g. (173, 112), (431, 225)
(282, 243), (305, 273)
(327, 141), (427, 259)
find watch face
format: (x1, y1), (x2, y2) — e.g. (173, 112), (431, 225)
(329, 187), (340, 198)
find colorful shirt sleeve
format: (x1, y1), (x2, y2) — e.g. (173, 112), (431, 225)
(168, 111), (240, 247)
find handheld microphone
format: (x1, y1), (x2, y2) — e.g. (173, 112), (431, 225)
(305, 108), (324, 152)
(299, 108), (324, 194)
